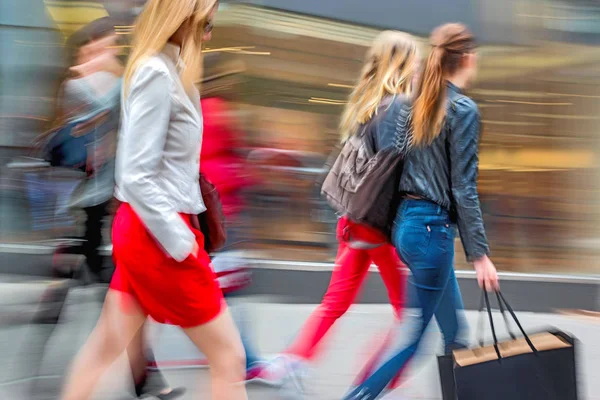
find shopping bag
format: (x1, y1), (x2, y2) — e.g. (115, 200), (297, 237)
(438, 290), (579, 400)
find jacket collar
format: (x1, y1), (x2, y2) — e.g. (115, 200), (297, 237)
(446, 80), (464, 95)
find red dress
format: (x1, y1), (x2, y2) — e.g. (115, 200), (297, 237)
(110, 203), (223, 327)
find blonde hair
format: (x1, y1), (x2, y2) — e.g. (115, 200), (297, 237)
(123, 0), (217, 97)
(339, 31), (418, 141)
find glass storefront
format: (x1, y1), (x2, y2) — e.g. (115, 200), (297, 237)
(1, 0), (600, 275)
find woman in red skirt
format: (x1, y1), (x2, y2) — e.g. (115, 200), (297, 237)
(60, 1), (248, 399)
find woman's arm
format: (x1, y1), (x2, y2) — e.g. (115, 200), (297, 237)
(118, 63), (196, 262)
(448, 97), (490, 262)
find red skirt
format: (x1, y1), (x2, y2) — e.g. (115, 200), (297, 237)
(110, 203), (223, 327)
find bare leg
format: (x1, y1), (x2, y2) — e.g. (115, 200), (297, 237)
(127, 324), (148, 386)
(183, 306), (247, 400)
(127, 323), (179, 397)
(61, 289), (146, 400)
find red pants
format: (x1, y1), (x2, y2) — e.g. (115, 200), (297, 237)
(285, 217), (406, 360)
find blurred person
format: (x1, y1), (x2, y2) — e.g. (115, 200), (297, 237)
(257, 31), (419, 388)
(59, 1), (248, 400)
(50, 18), (122, 283)
(343, 23), (499, 400)
(43, 18), (185, 400)
(198, 55), (268, 382)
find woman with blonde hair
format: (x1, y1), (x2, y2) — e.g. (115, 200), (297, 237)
(60, 1), (248, 399)
(257, 30), (419, 387)
(343, 23), (499, 400)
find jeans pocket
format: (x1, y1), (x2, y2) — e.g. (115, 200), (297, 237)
(397, 222), (431, 262)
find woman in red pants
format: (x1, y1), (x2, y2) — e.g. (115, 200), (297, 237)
(59, 1), (248, 399)
(259, 30), (420, 387)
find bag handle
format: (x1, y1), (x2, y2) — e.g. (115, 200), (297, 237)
(477, 290), (518, 348)
(496, 291), (538, 354)
(477, 289), (538, 359)
(481, 289), (502, 360)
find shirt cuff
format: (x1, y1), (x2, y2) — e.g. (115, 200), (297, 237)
(160, 214), (196, 262)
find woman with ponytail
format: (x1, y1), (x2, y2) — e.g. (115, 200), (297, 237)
(60, 1), (248, 399)
(344, 23), (499, 400)
(256, 31), (419, 388)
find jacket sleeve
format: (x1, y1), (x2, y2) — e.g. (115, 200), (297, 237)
(374, 96), (409, 153)
(118, 63), (195, 262)
(448, 97), (490, 262)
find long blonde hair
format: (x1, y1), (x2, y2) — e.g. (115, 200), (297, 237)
(123, 0), (217, 97)
(339, 31), (418, 141)
(412, 23), (475, 146)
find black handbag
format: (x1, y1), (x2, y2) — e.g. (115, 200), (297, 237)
(438, 290), (579, 400)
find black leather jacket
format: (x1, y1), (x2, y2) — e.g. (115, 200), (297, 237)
(399, 82), (490, 262)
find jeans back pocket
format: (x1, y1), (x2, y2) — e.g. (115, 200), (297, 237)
(396, 221), (431, 263)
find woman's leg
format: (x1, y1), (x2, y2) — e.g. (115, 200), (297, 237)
(434, 267), (469, 354)
(224, 292), (261, 370)
(61, 289), (146, 400)
(126, 323), (185, 399)
(82, 201), (109, 283)
(384, 258), (467, 391)
(284, 242), (371, 360)
(344, 218), (456, 399)
(371, 244), (406, 319)
(183, 307), (248, 400)
(352, 244), (407, 386)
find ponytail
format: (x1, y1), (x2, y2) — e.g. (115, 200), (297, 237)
(412, 46), (446, 147)
(411, 23), (476, 147)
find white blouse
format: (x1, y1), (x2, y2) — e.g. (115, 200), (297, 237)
(115, 43), (205, 262)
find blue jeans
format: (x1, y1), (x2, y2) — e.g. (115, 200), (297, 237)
(345, 199), (468, 399)
(223, 292), (261, 369)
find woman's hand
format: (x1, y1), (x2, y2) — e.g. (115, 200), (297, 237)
(191, 241), (200, 259)
(473, 255), (499, 291)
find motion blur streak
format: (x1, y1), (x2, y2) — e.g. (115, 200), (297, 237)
(0, 1), (598, 399)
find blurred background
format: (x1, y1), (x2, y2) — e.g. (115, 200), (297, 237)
(1, 1), (599, 399)
(3, 0), (600, 275)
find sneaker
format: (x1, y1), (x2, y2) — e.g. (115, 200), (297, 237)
(248, 355), (307, 390)
(136, 387), (186, 400)
(342, 386), (373, 400)
(245, 360), (282, 387)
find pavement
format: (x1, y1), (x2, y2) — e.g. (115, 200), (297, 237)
(0, 285), (598, 400)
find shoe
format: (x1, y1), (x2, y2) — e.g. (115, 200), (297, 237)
(249, 355), (307, 389)
(344, 385), (386, 400)
(245, 360), (287, 387)
(137, 387), (186, 400)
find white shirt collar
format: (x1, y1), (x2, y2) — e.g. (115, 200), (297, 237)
(163, 42), (181, 64)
